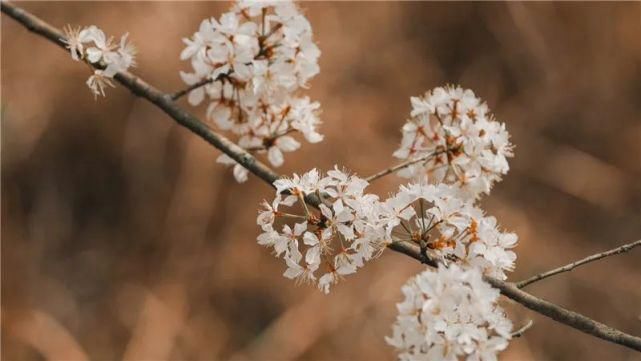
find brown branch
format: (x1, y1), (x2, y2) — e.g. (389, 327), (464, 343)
(393, 241), (641, 352)
(0, 1), (280, 187)
(487, 278), (641, 351)
(3, 1), (641, 353)
(517, 239), (641, 289)
(169, 77), (214, 100)
(366, 151), (440, 183)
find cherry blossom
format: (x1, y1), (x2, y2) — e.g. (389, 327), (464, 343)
(386, 265), (512, 361)
(62, 25), (137, 98)
(382, 183), (517, 280)
(393, 86), (514, 199)
(180, 0), (322, 181)
(14, 0), (641, 356)
(256, 167), (388, 294)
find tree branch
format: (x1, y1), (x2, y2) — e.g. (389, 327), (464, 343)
(366, 151), (440, 183)
(517, 239), (641, 289)
(169, 77), (214, 100)
(0, 1), (280, 188)
(393, 241), (641, 352)
(3, 1), (641, 353)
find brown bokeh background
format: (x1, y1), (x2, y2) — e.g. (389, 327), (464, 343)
(2, 2), (641, 360)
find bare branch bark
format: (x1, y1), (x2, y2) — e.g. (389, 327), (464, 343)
(3, 1), (641, 353)
(393, 241), (641, 352)
(517, 239), (641, 289)
(169, 77), (214, 100)
(366, 151), (439, 183)
(487, 278), (641, 351)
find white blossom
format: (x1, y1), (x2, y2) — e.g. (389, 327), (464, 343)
(394, 86), (514, 199)
(61, 25), (92, 61)
(382, 183), (517, 280)
(62, 24), (137, 98)
(86, 70), (114, 99)
(256, 167), (388, 294)
(181, 0), (322, 181)
(386, 265), (512, 361)
(84, 26), (113, 63)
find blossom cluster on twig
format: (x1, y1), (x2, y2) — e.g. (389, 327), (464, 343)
(257, 168), (386, 293)
(386, 265), (513, 361)
(394, 86), (514, 199)
(382, 183), (517, 280)
(259, 84), (519, 359)
(382, 89), (517, 360)
(30, 0), (636, 358)
(180, 0), (322, 182)
(62, 25), (136, 98)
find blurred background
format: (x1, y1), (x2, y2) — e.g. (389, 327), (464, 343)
(2, 2), (641, 360)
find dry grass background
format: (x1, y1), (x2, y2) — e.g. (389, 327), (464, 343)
(2, 2), (641, 360)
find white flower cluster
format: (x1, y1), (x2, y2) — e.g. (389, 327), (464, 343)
(62, 25), (136, 98)
(384, 87), (517, 360)
(180, 0), (322, 182)
(382, 183), (517, 280)
(257, 172), (518, 295)
(256, 168), (387, 293)
(254, 84), (518, 358)
(394, 86), (513, 198)
(386, 265), (512, 361)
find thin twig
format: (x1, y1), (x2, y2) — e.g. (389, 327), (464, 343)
(169, 77), (214, 100)
(366, 151), (440, 183)
(4, 2), (641, 353)
(393, 240), (641, 352)
(511, 320), (534, 338)
(517, 239), (641, 289)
